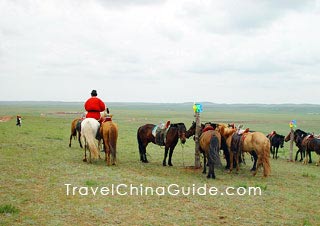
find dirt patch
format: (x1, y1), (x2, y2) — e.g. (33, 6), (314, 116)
(0, 116), (12, 122)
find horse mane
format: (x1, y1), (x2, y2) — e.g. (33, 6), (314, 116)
(170, 122), (185, 127)
(218, 124), (236, 137)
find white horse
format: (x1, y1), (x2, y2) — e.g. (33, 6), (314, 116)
(81, 118), (100, 163)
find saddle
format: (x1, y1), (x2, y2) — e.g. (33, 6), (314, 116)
(76, 119), (83, 132)
(152, 125), (170, 146)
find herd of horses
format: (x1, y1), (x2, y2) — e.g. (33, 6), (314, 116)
(69, 112), (320, 179)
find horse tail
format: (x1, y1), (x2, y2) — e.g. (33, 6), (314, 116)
(109, 123), (118, 164)
(262, 139), (271, 177)
(207, 135), (221, 178)
(82, 121), (99, 159)
(137, 127), (143, 154)
(210, 135), (222, 168)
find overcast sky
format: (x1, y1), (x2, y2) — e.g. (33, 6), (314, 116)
(1, 0), (320, 104)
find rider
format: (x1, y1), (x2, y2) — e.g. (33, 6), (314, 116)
(84, 90), (106, 120)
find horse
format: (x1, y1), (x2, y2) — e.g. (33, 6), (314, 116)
(137, 123), (187, 166)
(100, 121), (118, 166)
(267, 132), (285, 159)
(199, 128), (222, 179)
(302, 135), (320, 166)
(285, 129), (312, 162)
(218, 124), (271, 177)
(69, 118), (83, 148)
(185, 121), (231, 170)
(81, 118), (100, 163)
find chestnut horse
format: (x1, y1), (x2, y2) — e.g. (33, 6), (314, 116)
(186, 122), (231, 170)
(199, 129), (222, 179)
(218, 124), (271, 177)
(100, 121), (118, 166)
(69, 118), (83, 148)
(137, 123), (187, 166)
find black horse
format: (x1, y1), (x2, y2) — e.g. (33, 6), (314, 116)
(267, 133), (285, 159)
(137, 123), (187, 166)
(285, 129), (312, 162)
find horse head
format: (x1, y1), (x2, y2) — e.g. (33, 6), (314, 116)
(186, 121), (196, 138)
(176, 123), (187, 144)
(218, 124), (236, 138)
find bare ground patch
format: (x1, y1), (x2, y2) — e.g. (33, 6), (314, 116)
(0, 116), (12, 122)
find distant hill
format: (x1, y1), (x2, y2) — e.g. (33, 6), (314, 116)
(0, 101), (320, 114)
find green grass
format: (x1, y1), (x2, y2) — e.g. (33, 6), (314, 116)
(0, 204), (20, 215)
(0, 102), (320, 225)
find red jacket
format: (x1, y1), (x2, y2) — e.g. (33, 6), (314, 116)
(84, 97), (106, 120)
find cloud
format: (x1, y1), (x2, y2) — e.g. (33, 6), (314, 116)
(0, 0), (319, 103)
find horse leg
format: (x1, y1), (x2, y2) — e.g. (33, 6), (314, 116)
(250, 151), (258, 172)
(163, 147), (169, 166)
(98, 139), (102, 159)
(78, 133), (83, 148)
(272, 147), (275, 159)
(168, 147), (174, 166)
(105, 144), (111, 166)
(69, 134), (73, 147)
(308, 150), (312, 163)
(202, 153), (207, 174)
(303, 149), (309, 165)
(229, 151), (234, 173)
(235, 152), (240, 173)
(275, 147), (278, 159)
(83, 139), (87, 162)
(295, 150), (299, 161)
(252, 156), (262, 176)
(223, 146), (230, 170)
(139, 142), (148, 163)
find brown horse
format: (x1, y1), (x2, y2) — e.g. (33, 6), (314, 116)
(218, 124), (271, 177)
(137, 123), (187, 166)
(199, 128), (222, 178)
(302, 136), (320, 165)
(186, 121), (232, 170)
(69, 118), (83, 148)
(100, 121), (118, 166)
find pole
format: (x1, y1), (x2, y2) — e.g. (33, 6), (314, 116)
(194, 112), (201, 168)
(289, 127), (294, 161)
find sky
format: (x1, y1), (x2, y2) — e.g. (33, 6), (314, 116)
(0, 0), (320, 104)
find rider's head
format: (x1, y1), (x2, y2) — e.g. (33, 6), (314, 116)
(91, 90), (97, 96)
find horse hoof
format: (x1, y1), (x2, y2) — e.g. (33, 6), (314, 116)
(83, 158), (87, 162)
(168, 163), (173, 167)
(163, 163), (167, 166)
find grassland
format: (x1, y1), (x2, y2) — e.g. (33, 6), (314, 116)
(0, 102), (320, 225)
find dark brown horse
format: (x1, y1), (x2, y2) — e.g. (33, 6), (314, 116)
(285, 129), (312, 162)
(267, 132), (285, 159)
(302, 136), (320, 165)
(137, 123), (187, 166)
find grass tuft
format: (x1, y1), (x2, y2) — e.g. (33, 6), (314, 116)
(0, 204), (20, 214)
